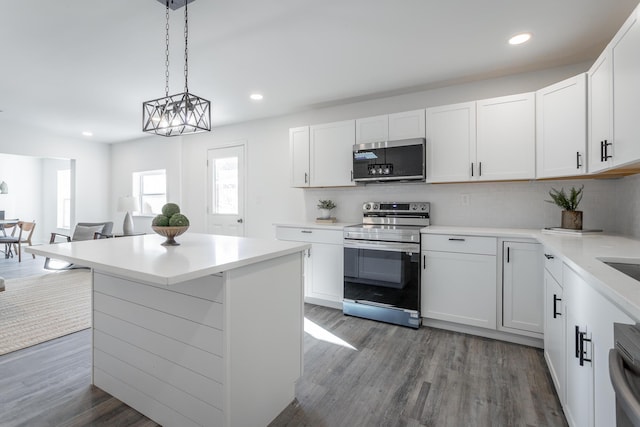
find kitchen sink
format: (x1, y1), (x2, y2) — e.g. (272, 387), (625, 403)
(602, 260), (640, 282)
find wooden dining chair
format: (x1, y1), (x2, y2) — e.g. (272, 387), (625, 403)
(13, 221), (36, 262)
(0, 221), (36, 262)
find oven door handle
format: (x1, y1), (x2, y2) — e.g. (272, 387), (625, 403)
(344, 239), (419, 253)
(610, 349), (640, 425)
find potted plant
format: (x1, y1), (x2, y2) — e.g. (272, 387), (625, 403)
(317, 200), (336, 219)
(546, 185), (584, 230)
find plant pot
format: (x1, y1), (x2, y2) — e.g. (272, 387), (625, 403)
(318, 208), (332, 219)
(561, 210), (583, 230)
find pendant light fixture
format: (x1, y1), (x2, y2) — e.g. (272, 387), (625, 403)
(143, 0), (211, 136)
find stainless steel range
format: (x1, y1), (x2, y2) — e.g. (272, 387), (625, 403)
(343, 202), (430, 328)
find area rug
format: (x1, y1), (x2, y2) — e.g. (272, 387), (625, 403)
(0, 270), (91, 356)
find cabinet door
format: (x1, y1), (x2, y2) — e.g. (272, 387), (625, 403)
(388, 109), (425, 140)
(544, 269), (565, 404)
(307, 242), (344, 305)
(588, 49), (614, 173)
(310, 120), (356, 187)
(421, 250), (497, 329)
(355, 115), (388, 144)
(502, 241), (543, 334)
(425, 102), (476, 183)
(536, 74), (587, 178)
(476, 93), (535, 181)
(289, 126), (310, 187)
(564, 265), (594, 427)
(612, 6), (640, 168)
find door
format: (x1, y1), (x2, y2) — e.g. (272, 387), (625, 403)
(289, 126), (310, 187)
(309, 120), (356, 187)
(502, 241), (543, 333)
(207, 143), (246, 236)
(588, 49), (614, 173)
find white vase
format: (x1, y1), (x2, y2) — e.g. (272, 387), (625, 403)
(319, 208), (331, 219)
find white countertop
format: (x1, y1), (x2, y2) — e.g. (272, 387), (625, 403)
(26, 233), (310, 286)
(422, 225), (640, 320)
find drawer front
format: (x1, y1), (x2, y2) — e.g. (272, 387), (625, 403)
(421, 234), (497, 255)
(276, 226), (343, 245)
(543, 247), (563, 283)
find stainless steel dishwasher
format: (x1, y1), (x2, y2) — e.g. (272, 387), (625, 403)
(610, 323), (640, 426)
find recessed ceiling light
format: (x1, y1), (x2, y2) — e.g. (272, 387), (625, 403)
(509, 32), (532, 45)
(250, 93), (264, 101)
(82, 131), (93, 137)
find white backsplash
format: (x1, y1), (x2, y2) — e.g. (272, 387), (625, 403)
(304, 177), (627, 234)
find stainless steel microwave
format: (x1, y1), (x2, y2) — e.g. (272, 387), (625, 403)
(352, 138), (425, 183)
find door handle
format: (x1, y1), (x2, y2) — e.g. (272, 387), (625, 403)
(576, 151), (582, 169)
(479, 161), (482, 177)
(471, 162), (474, 177)
(237, 218), (243, 223)
(544, 253), (554, 259)
(506, 246), (510, 263)
(448, 238), (465, 241)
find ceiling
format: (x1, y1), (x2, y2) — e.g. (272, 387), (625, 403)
(0, 0), (638, 144)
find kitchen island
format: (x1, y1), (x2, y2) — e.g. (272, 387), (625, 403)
(26, 233), (310, 427)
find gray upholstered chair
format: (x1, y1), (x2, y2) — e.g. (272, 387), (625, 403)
(44, 221), (113, 270)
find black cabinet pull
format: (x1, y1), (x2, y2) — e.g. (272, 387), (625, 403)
(301, 230), (312, 234)
(579, 332), (592, 366)
(576, 151), (582, 169)
(544, 253), (555, 259)
(423, 254), (426, 269)
(553, 294), (562, 318)
(600, 140), (605, 162)
(448, 238), (465, 241)
(506, 246), (510, 263)
(479, 161), (482, 177)
(575, 325), (580, 358)
(304, 172), (308, 183)
(471, 162), (474, 177)
(604, 140), (613, 160)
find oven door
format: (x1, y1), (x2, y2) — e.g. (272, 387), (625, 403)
(343, 239), (420, 311)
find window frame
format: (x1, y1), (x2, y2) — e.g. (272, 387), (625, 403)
(132, 169), (167, 217)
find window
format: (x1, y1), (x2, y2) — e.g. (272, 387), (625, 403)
(212, 156), (239, 214)
(57, 169), (71, 228)
(133, 169), (167, 215)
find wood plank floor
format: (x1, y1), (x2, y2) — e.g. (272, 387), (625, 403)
(0, 254), (49, 279)
(0, 300), (567, 426)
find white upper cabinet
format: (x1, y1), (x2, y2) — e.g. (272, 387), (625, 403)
(388, 109), (426, 140)
(355, 115), (388, 144)
(289, 126), (310, 187)
(589, 4), (640, 173)
(310, 120), (356, 187)
(588, 49), (614, 173)
(426, 102), (476, 183)
(476, 93), (536, 181)
(355, 110), (425, 144)
(612, 5), (640, 168)
(536, 74), (587, 178)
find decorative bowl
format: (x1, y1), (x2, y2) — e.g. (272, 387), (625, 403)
(152, 225), (189, 246)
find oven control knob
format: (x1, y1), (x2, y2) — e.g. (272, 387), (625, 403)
(412, 205), (417, 210)
(364, 203), (371, 211)
(373, 204), (379, 210)
(421, 204), (427, 210)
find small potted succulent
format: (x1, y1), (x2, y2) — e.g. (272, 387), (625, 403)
(546, 185), (584, 230)
(317, 200), (336, 219)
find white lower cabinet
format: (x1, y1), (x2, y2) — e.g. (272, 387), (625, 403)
(275, 226), (343, 308)
(501, 240), (543, 334)
(563, 264), (633, 427)
(544, 267), (566, 404)
(421, 235), (497, 329)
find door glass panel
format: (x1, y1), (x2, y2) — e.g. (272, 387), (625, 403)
(212, 156), (239, 214)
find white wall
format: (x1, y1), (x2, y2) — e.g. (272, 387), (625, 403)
(0, 121), (111, 237)
(111, 61), (640, 240)
(110, 135), (182, 234)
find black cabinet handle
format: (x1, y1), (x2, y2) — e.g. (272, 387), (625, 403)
(576, 151), (582, 169)
(301, 230), (312, 234)
(553, 294), (562, 318)
(479, 161), (482, 177)
(304, 172), (308, 183)
(544, 253), (555, 259)
(579, 332), (592, 366)
(423, 254), (426, 269)
(575, 325), (580, 358)
(600, 140), (605, 162)
(604, 140), (613, 160)
(506, 246), (510, 263)
(471, 162), (474, 177)
(448, 238), (465, 241)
